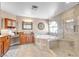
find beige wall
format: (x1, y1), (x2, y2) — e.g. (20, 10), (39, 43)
(0, 10), (48, 34)
(1, 10), (16, 20)
(1, 4), (79, 36)
(52, 4), (79, 39)
(16, 16), (48, 34)
(33, 19), (48, 34)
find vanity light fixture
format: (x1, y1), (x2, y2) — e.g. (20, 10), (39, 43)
(23, 19), (33, 22)
(66, 19), (74, 22)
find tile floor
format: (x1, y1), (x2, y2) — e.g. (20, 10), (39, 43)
(50, 40), (79, 57)
(3, 44), (56, 57)
(3, 41), (79, 57)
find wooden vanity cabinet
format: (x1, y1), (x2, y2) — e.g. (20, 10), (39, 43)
(19, 32), (27, 44)
(3, 36), (10, 54)
(0, 41), (3, 57)
(19, 32), (35, 45)
(20, 35), (27, 44)
(0, 36), (10, 57)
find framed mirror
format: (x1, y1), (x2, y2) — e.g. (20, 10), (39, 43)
(38, 22), (45, 30)
(22, 22), (33, 30)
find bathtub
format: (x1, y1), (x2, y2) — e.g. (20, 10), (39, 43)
(35, 34), (60, 50)
(35, 35), (59, 41)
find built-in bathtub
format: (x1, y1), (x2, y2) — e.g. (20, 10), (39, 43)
(35, 34), (60, 50)
(36, 35), (59, 41)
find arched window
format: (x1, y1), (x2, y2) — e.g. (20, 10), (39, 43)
(49, 21), (58, 33)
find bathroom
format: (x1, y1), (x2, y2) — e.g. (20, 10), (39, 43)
(0, 2), (79, 57)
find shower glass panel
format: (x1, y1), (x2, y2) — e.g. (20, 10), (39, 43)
(63, 18), (76, 39)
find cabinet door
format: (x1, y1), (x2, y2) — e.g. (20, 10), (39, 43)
(3, 36), (10, 54)
(0, 41), (3, 57)
(20, 35), (27, 44)
(32, 35), (35, 43)
(30, 34), (35, 43)
(28, 35), (32, 43)
(26, 34), (35, 43)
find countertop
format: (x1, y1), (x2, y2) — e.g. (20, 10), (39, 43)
(0, 35), (8, 37)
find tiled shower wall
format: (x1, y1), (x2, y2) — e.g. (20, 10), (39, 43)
(50, 4), (79, 39)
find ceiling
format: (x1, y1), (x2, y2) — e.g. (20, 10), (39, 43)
(1, 2), (78, 19)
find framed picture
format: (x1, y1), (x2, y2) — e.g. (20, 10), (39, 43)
(38, 22), (45, 30)
(22, 22), (33, 30)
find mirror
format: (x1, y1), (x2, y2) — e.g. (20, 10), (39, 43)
(22, 22), (33, 30)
